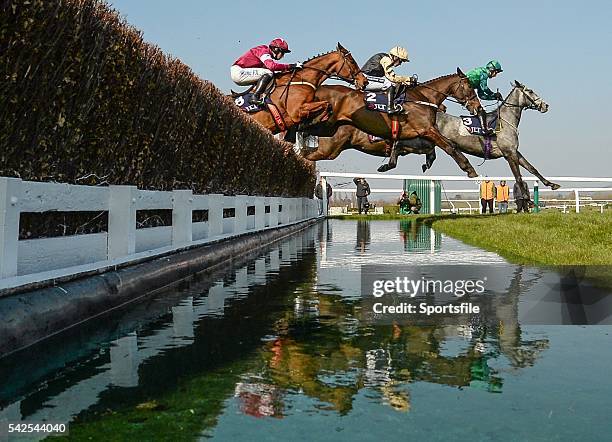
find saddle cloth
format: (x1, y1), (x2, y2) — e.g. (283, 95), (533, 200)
(460, 113), (499, 136)
(233, 93), (273, 113)
(364, 89), (407, 113)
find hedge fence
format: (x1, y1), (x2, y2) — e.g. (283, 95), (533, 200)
(0, 0), (315, 197)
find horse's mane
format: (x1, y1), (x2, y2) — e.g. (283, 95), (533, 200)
(423, 73), (457, 84)
(303, 49), (338, 63)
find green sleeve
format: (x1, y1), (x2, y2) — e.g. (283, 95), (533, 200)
(477, 75), (496, 100)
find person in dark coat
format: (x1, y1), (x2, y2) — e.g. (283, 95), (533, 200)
(513, 181), (530, 213)
(315, 178), (333, 215)
(353, 177), (371, 214)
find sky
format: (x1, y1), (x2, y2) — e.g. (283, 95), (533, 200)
(108, 0), (611, 189)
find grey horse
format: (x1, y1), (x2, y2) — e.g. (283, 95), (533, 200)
(382, 81), (559, 189)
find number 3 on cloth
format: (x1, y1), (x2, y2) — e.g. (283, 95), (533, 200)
(462, 117), (473, 126)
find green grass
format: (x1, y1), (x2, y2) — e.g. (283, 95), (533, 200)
(429, 211), (612, 266)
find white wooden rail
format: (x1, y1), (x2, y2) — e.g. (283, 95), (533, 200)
(0, 177), (319, 290)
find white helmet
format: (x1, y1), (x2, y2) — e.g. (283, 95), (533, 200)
(389, 46), (409, 61)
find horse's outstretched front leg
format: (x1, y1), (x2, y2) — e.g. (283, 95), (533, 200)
(423, 129), (478, 178)
(517, 152), (561, 190)
(504, 151), (530, 200)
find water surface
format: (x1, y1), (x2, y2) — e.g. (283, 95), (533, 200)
(1, 220), (610, 441)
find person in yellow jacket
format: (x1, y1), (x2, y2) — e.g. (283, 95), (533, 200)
(480, 179), (495, 214)
(495, 180), (510, 213)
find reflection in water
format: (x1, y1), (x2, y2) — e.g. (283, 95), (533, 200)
(399, 219), (441, 252)
(0, 220), (609, 440)
(355, 220), (371, 252)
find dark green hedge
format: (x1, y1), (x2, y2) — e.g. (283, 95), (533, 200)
(0, 0), (315, 196)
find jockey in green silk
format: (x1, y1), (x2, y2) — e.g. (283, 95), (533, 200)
(467, 60), (504, 136)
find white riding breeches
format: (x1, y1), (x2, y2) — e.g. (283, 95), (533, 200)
(230, 65), (273, 86)
(364, 75), (393, 91)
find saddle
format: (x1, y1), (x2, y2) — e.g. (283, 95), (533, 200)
(364, 84), (408, 113)
(460, 112), (500, 136)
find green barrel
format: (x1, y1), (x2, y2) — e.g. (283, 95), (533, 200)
(403, 179), (442, 214)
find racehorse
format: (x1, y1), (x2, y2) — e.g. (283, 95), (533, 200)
(232, 43), (367, 134)
(301, 81), (560, 190)
(302, 70), (483, 177)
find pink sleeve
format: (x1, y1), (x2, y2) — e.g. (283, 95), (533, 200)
(253, 47), (291, 71)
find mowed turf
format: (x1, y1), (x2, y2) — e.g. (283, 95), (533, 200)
(431, 211), (612, 265)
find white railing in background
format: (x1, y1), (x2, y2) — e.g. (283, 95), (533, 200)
(319, 172), (612, 215)
(0, 177), (319, 290)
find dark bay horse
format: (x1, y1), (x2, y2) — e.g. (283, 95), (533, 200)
(234, 43), (367, 134)
(301, 81), (560, 190)
(304, 70), (483, 177)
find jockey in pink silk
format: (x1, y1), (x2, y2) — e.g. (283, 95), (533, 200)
(231, 38), (300, 105)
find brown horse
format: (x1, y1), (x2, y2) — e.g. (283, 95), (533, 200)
(303, 71), (483, 177)
(234, 43), (367, 134)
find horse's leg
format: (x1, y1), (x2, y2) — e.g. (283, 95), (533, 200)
(422, 129), (478, 178)
(422, 149), (436, 172)
(517, 152), (561, 190)
(377, 142), (400, 172)
(296, 101), (331, 121)
(504, 151), (530, 200)
(302, 126), (351, 161)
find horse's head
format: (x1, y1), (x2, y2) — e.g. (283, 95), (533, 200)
(453, 68), (481, 115)
(513, 80), (549, 113)
(333, 43), (368, 91)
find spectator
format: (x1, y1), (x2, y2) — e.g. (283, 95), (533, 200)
(513, 181), (531, 213)
(315, 178), (333, 215)
(480, 178), (495, 214)
(408, 191), (422, 214)
(353, 177), (371, 215)
(496, 180), (510, 213)
(398, 191), (410, 214)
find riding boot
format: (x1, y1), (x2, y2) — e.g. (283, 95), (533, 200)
(479, 109), (495, 136)
(387, 85), (402, 115)
(250, 73), (273, 105)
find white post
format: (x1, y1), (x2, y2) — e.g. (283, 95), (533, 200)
(321, 177), (328, 217)
(574, 189), (580, 214)
(108, 185), (137, 259)
(254, 198), (266, 230)
(270, 197), (280, 226)
(234, 195), (248, 234)
(429, 180), (436, 215)
(0, 178), (21, 278)
(207, 194), (224, 238)
(172, 189), (193, 246)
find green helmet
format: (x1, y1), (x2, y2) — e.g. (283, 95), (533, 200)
(486, 60), (503, 73)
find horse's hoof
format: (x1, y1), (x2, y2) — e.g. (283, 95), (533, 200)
(377, 165), (389, 173)
(468, 171), (478, 178)
(421, 164), (427, 173)
(551, 183), (561, 190)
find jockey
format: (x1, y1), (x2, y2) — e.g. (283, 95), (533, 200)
(467, 60), (504, 136)
(361, 46), (417, 115)
(231, 38), (301, 105)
